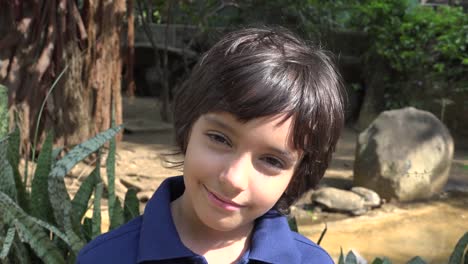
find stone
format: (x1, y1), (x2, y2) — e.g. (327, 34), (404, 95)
(354, 107), (454, 202)
(351, 187), (381, 207)
(311, 187), (367, 215)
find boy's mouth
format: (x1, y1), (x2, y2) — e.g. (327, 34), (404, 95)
(203, 185), (245, 209)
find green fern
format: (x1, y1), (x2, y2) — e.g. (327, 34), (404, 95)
(30, 131), (54, 223)
(48, 125), (123, 231)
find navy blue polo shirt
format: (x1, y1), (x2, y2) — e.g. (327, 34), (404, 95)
(77, 176), (333, 263)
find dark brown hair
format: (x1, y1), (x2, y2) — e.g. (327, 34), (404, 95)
(172, 27), (345, 214)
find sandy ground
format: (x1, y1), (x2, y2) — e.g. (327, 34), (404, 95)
(67, 96), (468, 263)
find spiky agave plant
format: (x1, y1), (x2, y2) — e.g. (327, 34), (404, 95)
(0, 110), (140, 263)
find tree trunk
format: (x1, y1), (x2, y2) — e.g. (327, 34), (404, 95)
(355, 55), (389, 131)
(125, 0), (136, 96)
(0, 0), (126, 155)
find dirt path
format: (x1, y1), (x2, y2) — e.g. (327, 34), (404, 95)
(70, 97), (468, 263)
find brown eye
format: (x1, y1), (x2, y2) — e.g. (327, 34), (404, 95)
(206, 132), (232, 147)
(260, 156), (285, 169)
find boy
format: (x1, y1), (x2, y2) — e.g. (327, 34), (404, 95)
(78, 27), (344, 264)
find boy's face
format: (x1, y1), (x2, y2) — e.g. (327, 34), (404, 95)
(181, 111), (299, 232)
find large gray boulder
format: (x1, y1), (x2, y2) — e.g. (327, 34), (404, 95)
(353, 107), (454, 202)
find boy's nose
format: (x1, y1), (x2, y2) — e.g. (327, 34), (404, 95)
(219, 154), (251, 195)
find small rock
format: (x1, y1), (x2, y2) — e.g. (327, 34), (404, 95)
(351, 187), (381, 207)
(311, 187), (367, 215)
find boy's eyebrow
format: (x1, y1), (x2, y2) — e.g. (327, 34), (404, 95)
(203, 114), (236, 134)
(203, 114), (299, 164)
(266, 147), (298, 164)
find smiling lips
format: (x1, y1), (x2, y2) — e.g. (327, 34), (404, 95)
(203, 185), (245, 211)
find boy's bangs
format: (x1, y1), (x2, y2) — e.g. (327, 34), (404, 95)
(213, 62), (303, 123)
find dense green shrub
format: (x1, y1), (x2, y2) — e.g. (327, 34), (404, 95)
(348, 0), (468, 110)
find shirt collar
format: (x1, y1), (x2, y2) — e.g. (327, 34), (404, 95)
(137, 176), (197, 263)
(137, 176), (301, 263)
(249, 211), (302, 263)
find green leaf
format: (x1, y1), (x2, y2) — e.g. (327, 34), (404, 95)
(0, 137), (18, 202)
(345, 250), (358, 264)
(449, 232), (468, 264)
(51, 147), (63, 166)
(28, 217), (69, 245)
(30, 131), (54, 223)
(48, 125), (122, 230)
(7, 128), (29, 211)
(407, 256), (426, 264)
(14, 219), (65, 264)
(0, 84), (8, 138)
(110, 197), (124, 230)
(317, 223), (328, 246)
(106, 128), (118, 229)
(63, 201), (85, 254)
(11, 238), (31, 264)
(92, 183), (103, 239)
(0, 226), (15, 259)
(287, 215), (298, 232)
(123, 188), (140, 222)
(338, 247), (345, 264)
(372, 257), (392, 264)
(71, 153), (100, 228)
(82, 217), (93, 242)
(0, 191), (65, 264)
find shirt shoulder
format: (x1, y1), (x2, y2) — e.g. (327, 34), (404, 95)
(76, 216), (142, 264)
(291, 232), (335, 264)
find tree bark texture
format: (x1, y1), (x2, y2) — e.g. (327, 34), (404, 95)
(355, 55), (389, 131)
(125, 0), (136, 96)
(0, 0), (125, 154)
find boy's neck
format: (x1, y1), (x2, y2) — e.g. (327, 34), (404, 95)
(170, 193), (253, 262)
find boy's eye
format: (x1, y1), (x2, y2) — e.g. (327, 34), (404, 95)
(206, 132), (232, 147)
(260, 156), (285, 170)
